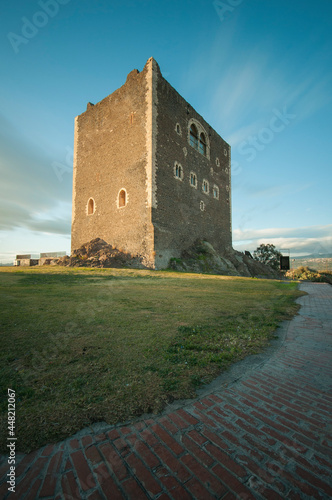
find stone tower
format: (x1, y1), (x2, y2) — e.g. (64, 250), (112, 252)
(71, 57), (232, 269)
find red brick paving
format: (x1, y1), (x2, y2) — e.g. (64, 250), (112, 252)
(1, 283), (331, 499)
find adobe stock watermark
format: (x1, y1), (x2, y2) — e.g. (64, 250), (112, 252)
(7, 389), (16, 494)
(52, 146), (73, 182)
(213, 0), (245, 22)
(7, 0), (71, 54)
(232, 106), (296, 177)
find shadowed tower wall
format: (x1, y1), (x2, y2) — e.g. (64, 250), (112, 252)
(151, 66), (232, 269)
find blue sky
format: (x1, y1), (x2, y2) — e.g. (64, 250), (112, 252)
(1, 0), (331, 263)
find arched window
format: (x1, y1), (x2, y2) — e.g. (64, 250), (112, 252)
(199, 133), (207, 156)
(213, 185), (219, 200)
(190, 172), (197, 188)
(202, 179), (209, 194)
(87, 198), (94, 215)
(188, 120), (210, 159)
(189, 124), (198, 149)
(174, 162), (183, 180)
(118, 189), (126, 208)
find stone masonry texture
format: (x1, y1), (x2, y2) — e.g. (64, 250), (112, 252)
(71, 58), (232, 269)
(1, 282), (331, 499)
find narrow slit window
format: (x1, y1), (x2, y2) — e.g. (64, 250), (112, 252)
(119, 189), (126, 208)
(87, 198), (94, 215)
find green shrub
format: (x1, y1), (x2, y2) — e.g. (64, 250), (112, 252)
(285, 266), (326, 282)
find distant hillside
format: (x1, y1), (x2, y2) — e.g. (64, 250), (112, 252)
(291, 256), (332, 272)
(293, 253), (332, 260)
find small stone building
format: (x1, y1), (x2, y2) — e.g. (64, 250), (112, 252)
(14, 255), (39, 266)
(71, 58), (232, 269)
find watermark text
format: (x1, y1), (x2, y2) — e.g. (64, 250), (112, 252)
(213, 0), (244, 22)
(8, 0), (71, 54)
(232, 106), (296, 177)
(7, 389), (16, 493)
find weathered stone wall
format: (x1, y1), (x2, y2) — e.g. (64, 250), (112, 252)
(71, 60), (155, 267)
(152, 72), (232, 269)
(71, 58), (232, 270)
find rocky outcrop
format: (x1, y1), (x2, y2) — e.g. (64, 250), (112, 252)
(55, 238), (277, 278)
(168, 240), (278, 278)
(56, 238), (147, 269)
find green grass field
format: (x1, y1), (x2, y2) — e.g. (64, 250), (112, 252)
(0, 266), (303, 452)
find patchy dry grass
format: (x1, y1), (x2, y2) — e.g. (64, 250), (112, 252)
(0, 266), (303, 452)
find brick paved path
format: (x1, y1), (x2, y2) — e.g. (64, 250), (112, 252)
(1, 282), (331, 499)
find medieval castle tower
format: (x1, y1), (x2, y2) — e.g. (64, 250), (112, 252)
(71, 58), (232, 269)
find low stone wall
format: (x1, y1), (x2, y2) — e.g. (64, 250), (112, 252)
(14, 259), (39, 267)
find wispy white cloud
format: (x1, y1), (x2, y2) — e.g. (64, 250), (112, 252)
(293, 73), (332, 121)
(0, 227), (70, 262)
(241, 182), (313, 199)
(186, 27), (332, 146)
(0, 114), (71, 235)
(234, 224), (332, 240)
(233, 224), (332, 255)
(226, 119), (266, 150)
